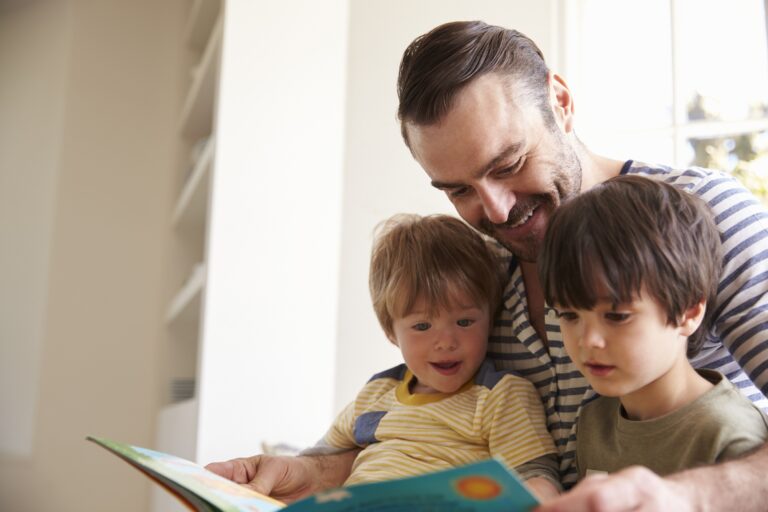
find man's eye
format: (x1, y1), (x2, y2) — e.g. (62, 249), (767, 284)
(496, 158), (524, 177)
(457, 319), (474, 327)
(449, 187), (470, 198)
(605, 312), (630, 323)
(413, 322), (431, 331)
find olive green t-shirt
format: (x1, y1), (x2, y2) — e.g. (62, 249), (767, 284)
(576, 369), (768, 479)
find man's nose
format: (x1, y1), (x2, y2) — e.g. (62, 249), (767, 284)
(476, 184), (515, 225)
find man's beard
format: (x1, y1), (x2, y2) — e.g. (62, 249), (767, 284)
(478, 195), (553, 262)
(480, 139), (583, 261)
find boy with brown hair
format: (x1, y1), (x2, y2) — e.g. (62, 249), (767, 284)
(539, 175), (768, 478)
(311, 213), (560, 498)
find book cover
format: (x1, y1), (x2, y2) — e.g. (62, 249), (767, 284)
(87, 436), (540, 512)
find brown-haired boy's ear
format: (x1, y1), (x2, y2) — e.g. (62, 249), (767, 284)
(678, 300), (707, 337)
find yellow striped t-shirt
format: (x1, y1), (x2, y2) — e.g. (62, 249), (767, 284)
(321, 360), (556, 485)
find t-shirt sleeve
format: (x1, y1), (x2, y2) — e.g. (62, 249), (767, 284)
(484, 375), (558, 476)
(299, 399), (359, 456)
(317, 400), (359, 451)
(715, 407), (768, 463)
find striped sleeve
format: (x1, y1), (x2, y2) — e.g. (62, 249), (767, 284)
(484, 375), (557, 474)
(684, 171), (768, 397)
(319, 400), (359, 450)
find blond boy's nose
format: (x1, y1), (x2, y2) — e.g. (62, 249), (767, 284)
(435, 332), (458, 351)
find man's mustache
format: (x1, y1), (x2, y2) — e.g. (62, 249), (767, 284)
(479, 196), (546, 232)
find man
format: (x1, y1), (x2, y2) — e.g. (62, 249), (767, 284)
(208, 21), (768, 511)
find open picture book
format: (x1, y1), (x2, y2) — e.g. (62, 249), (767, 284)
(87, 436), (540, 512)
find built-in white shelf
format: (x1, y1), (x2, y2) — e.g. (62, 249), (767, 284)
(179, 15), (222, 139)
(173, 137), (214, 229)
(184, 0), (221, 52)
(166, 263), (206, 326)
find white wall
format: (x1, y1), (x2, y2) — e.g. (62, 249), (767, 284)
(195, 0), (349, 462)
(0, 1), (185, 510)
(0, 0), (69, 458)
(333, 0), (558, 412)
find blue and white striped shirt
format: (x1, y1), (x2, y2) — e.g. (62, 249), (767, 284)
(488, 161), (768, 487)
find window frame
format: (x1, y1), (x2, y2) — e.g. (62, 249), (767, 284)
(557, 0), (768, 168)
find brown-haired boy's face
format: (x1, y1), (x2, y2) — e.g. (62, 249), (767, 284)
(555, 289), (705, 419)
(406, 73), (582, 262)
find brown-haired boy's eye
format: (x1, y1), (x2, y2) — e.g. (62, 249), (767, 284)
(556, 310), (578, 321)
(605, 312), (630, 323)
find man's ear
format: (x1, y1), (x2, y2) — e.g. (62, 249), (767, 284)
(678, 300), (707, 336)
(549, 72), (575, 133)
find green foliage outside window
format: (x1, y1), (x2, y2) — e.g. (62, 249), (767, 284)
(688, 93), (768, 203)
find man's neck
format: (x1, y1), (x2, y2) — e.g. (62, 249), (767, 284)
(574, 144), (625, 191)
(519, 260), (548, 346)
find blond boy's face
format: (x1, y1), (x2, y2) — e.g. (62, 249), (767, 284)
(556, 289), (703, 410)
(389, 291), (490, 394)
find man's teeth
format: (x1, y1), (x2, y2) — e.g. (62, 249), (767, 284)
(510, 208), (534, 228)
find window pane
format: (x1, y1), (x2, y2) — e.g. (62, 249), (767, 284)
(589, 132), (675, 165)
(577, 0), (673, 132)
(685, 129), (768, 201)
(676, 0), (768, 123)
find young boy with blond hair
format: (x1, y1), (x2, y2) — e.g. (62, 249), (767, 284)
(539, 175), (768, 478)
(311, 213), (560, 498)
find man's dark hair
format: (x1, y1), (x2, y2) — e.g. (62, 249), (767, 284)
(397, 20), (553, 147)
(538, 175), (723, 357)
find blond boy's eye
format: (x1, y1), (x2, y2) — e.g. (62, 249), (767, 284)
(413, 322), (431, 331)
(457, 319), (474, 327)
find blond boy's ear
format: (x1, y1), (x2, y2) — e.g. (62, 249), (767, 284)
(678, 300), (707, 337)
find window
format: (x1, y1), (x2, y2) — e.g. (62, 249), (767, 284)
(564, 0), (768, 201)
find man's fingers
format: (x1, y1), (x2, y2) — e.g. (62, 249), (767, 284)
(205, 460), (236, 480)
(241, 478), (277, 497)
(205, 454), (317, 503)
(538, 466), (681, 512)
(536, 468), (651, 512)
(205, 456), (263, 485)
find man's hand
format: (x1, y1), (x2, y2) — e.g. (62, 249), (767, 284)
(535, 466), (696, 512)
(206, 455), (314, 503)
(205, 450), (358, 504)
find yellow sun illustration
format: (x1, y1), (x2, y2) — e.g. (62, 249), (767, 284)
(454, 476), (502, 500)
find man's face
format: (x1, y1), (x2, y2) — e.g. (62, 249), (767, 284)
(406, 73), (582, 261)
